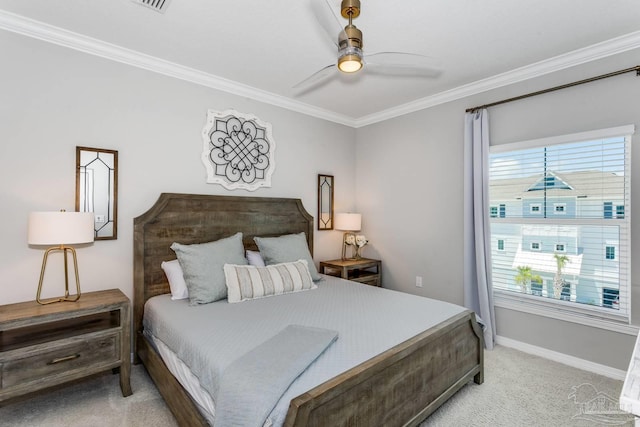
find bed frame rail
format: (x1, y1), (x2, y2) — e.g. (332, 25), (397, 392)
(285, 310), (483, 427)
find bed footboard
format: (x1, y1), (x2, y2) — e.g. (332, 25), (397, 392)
(285, 310), (484, 427)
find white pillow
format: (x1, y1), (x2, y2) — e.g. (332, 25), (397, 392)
(224, 260), (316, 303)
(246, 250), (266, 267)
(161, 259), (189, 300)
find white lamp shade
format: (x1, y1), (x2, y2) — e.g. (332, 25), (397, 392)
(334, 213), (362, 231)
(28, 211), (95, 245)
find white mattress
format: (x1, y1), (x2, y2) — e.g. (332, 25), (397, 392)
(150, 335), (217, 425)
(143, 275), (467, 426)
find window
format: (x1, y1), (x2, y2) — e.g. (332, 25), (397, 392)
(603, 202), (625, 219)
(490, 206), (498, 218)
(606, 246), (616, 260)
(499, 204), (506, 218)
(497, 239), (505, 251)
(531, 280), (543, 296)
(603, 288), (619, 309)
(489, 125), (633, 323)
(553, 203), (566, 214)
(561, 282), (571, 301)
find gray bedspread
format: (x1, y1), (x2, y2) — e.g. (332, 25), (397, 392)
(143, 275), (467, 426)
(214, 325), (338, 427)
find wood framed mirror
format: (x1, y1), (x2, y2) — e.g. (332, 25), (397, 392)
(318, 174), (334, 230)
(75, 146), (118, 240)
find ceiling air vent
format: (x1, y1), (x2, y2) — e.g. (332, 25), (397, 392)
(132, 0), (172, 13)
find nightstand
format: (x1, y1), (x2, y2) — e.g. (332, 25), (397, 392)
(0, 289), (132, 403)
(319, 258), (382, 287)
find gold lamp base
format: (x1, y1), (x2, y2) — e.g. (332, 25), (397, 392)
(36, 245), (82, 305)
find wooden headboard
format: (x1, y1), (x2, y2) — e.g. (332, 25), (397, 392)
(132, 193), (314, 349)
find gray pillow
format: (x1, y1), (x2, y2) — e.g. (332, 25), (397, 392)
(171, 232), (248, 305)
(254, 232), (321, 281)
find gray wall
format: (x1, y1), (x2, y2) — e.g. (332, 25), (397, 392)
(0, 31), (357, 305)
(355, 49), (640, 370)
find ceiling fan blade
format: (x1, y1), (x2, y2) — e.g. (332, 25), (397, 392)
(365, 52), (442, 77)
(310, 0), (346, 48)
(293, 63), (337, 91)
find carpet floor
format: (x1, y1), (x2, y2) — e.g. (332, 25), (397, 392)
(0, 345), (634, 426)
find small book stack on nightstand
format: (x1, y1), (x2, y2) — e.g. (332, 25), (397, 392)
(320, 258), (382, 287)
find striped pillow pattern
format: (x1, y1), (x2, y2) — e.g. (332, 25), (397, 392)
(224, 260), (317, 303)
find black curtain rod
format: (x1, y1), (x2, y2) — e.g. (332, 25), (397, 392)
(466, 65), (640, 113)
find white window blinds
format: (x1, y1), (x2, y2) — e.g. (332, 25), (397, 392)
(489, 125), (633, 322)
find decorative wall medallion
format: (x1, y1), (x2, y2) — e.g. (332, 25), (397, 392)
(201, 109), (276, 191)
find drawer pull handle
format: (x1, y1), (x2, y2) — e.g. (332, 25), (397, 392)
(47, 354), (81, 365)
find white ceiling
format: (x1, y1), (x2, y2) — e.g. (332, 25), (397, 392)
(1, 0), (640, 126)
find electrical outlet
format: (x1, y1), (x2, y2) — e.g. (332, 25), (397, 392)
(95, 214), (106, 223)
(415, 276), (423, 287)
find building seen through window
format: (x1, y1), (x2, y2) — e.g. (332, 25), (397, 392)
(489, 128), (631, 321)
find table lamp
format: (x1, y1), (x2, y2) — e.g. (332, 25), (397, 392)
(334, 212), (361, 260)
(28, 210), (95, 304)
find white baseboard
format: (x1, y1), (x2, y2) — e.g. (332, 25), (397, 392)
(495, 335), (627, 380)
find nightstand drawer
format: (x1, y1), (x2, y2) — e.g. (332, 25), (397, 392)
(1, 332), (119, 389)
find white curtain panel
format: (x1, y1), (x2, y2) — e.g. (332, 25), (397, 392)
(463, 109), (496, 349)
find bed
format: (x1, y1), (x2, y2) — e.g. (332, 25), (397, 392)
(133, 193), (484, 426)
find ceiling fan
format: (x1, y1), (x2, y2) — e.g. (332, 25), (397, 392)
(294, 0), (441, 91)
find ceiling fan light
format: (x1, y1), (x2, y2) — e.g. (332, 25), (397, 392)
(338, 55), (363, 73)
(338, 45), (363, 73)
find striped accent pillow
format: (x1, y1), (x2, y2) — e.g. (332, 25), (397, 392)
(224, 260), (317, 303)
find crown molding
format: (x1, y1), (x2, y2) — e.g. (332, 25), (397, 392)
(2, 9), (640, 129)
(0, 9), (356, 127)
(354, 31), (640, 127)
